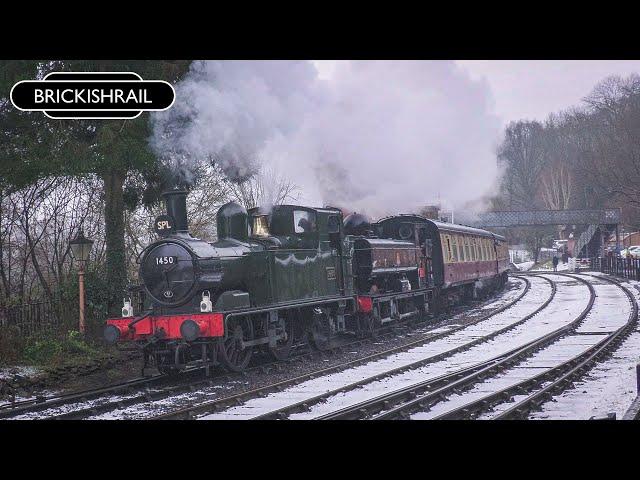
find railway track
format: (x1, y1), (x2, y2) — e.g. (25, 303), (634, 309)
(148, 275), (558, 420)
(262, 273), (591, 420)
(1, 278), (528, 420)
(0, 373), (167, 420)
(162, 273), (589, 420)
(491, 274), (638, 420)
(323, 273), (635, 421)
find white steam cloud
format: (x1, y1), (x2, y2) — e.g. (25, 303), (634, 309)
(151, 60), (501, 217)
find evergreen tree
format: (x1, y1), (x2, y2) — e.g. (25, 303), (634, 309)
(0, 60), (192, 314)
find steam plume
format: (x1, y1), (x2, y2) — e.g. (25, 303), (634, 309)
(151, 60), (501, 217)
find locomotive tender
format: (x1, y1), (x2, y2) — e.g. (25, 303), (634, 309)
(104, 191), (509, 374)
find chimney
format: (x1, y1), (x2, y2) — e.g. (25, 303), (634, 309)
(163, 190), (189, 233)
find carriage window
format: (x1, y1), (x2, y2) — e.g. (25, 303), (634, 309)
(294, 210), (316, 234)
(452, 236), (458, 262)
(451, 236), (459, 262)
(462, 236), (468, 262)
(441, 235), (449, 262)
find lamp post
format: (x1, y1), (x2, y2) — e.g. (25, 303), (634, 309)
(69, 230), (94, 335)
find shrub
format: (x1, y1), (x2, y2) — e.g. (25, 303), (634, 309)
(0, 326), (25, 365)
(21, 330), (102, 366)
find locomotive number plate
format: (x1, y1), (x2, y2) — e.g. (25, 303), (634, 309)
(326, 266), (336, 281)
(155, 255), (178, 265)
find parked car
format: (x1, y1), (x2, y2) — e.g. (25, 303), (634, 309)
(621, 246), (640, 258)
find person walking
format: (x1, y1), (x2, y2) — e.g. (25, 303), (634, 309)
(552, 255), (559, 272)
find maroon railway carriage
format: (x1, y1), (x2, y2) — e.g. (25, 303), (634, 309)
(435, 221), (509, 288)
(374, 215), (509, 304)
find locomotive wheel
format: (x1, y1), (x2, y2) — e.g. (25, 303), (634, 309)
(219, 317), (254, 372)
(268, 313), (295, 361)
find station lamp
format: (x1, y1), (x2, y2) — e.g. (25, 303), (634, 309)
(69, 229), (94, 335)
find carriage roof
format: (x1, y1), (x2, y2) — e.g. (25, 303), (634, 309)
(376, 213), (506, 242)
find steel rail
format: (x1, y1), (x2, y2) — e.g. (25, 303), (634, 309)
(319, 273), (595, 420)
(251, 277), (555, 420)
(0, 373), (166, 419)
(424, 273), (634, 420)
(150, 277), (532, 420)
(491, 273), (638, 420)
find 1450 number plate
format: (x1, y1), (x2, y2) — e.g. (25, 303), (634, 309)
(155, 256), (178, 265)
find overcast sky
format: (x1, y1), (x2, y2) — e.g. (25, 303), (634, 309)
(314, 60), (640, 125)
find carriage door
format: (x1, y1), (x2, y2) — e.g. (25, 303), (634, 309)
(411, 224), (430, 288)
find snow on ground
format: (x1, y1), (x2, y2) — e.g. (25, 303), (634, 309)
(414, 334), (608, 420)
(410, 272), (636, 421)
(535, 261), (570, 272)
(0, 366), (49, 409)
(526, 274), (640, 420)
(0, 366), (42, 381)
(514, 261), (535, 272)
(410, 274), (631, 419)
(199, 274), (586, 419)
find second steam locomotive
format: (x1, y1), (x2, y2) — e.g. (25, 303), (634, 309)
(105, 191), (509, 374)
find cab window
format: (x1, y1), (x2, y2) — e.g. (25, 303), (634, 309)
(251, 215), (270, 237)
(294, 210), (316, 234)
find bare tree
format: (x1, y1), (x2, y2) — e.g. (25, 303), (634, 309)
(541, 164), (572, 211)
(496, 121), (549, 210)
(0, 176), (106, 304)
(227, 165), (300, 210)
(575, 74), (640, 209)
